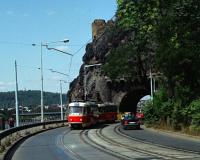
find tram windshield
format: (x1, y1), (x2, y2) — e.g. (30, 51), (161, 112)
(69, 106), (83, 114)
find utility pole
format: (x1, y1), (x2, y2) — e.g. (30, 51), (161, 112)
(15, 60), (19, 127)
(40, 43), (44, 122)
(60, 80), (63, 120)
(35, 39), (70, 123)
(84, 67), (87, 101)
(150, 69), (153, 100)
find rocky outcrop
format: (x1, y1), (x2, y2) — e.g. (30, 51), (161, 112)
(67, 19), (154, 107)
(68, 19), (116, 103)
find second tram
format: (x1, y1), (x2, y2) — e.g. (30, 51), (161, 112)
(98, 103), (117, 123)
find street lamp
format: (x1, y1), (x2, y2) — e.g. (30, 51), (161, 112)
(49, 69), (69, 76)
(46, 46), (72, 56)
(84, 63), (102, 101)
(39, 39), (70, 122)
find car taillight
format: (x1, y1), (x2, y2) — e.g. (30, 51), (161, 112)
(125, 120), (129, 124)
(70, 119), (73, 122)
(80, 118), (82, 122)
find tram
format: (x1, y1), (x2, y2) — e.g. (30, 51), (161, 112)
(67, 101), (99, 129)
(98, 103), (117, 123)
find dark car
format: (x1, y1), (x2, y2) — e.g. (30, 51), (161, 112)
(121, 112), (140, 130)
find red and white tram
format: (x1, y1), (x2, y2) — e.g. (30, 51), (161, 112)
(67, 101), (99, 129)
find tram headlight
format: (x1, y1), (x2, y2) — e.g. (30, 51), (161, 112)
(70, 119), (73, 122)
(80, 118), (82, 122)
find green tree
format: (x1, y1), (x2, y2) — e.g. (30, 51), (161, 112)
(104, 0), (159, 80)
(156, 0), (200, 103)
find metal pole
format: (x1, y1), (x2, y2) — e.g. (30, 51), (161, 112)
(150, 69), (153, 100)
(60, 80), (63, 120)
(41, 43), (44, 122)
(15, 60), (19, 127)
(84, 67), (87, 101)
(33, 40), (69, 122)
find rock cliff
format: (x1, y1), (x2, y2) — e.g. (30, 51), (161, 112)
(67, 19), (154, 108)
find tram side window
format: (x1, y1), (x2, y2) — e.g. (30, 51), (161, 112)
(91, 105), (98, 114)
(111, 105), (117, 112)
(98, 107), (105, 113)
(105, 105), (117, 112)
(83, 107), (90, 115)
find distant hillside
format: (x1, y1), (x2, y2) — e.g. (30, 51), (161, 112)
(0, 90), (67, 107)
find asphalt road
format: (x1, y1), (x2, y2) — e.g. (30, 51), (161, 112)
(11, 127), (74, 160)
(10, 124), (200, 160)
(120, 125), (200, 153)
(11, 126), (120, 160)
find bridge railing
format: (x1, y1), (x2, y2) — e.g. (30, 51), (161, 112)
(0, 120), (67, 158)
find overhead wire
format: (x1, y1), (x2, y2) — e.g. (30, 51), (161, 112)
(1, 15), (116, 86)
(0, 41), (34, 46)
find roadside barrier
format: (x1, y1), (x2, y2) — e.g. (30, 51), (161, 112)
(0, 120), (67, 160)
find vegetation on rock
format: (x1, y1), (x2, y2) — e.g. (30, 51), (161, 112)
(104, 0), (200, 134)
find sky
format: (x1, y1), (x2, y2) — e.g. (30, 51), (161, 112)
(0, 0), (117, 93)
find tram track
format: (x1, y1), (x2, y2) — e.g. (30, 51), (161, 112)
(115, 125), (200, 155)
(83, 123), (200, 159)
(61, 127), (121, 160)
(113, 125), (197, 159)
(96, 123), (200, 159)
(98, 127), (165, 159)
(93, 126), (164, 160)
(78, 125), (161, 160)
(79, 128), (130, 160)
(60, 124), (200, 160)
(61, 129), (87, 160)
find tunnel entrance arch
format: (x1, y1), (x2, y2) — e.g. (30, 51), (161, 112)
(119, 90), (148, 114)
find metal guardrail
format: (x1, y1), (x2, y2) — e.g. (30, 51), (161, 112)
(0, 120), (67, 160)
(0, 120), (67, 141)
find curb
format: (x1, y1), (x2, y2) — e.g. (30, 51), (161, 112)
(142, 125), (200, 141)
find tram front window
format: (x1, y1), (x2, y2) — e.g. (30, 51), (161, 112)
(69, 106), (83, 114)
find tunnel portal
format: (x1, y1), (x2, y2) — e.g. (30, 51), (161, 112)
(119, 90), (148, 114)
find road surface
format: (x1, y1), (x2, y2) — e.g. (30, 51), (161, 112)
(10, 124), (200, 160)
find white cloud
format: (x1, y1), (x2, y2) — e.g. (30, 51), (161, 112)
(0, 81), (15, 91)
(0, 86), (6, 91)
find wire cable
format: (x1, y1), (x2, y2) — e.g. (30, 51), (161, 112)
(0, 41), (35, 46)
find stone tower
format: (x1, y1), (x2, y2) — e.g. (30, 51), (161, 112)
(92, 19), (106, 40)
